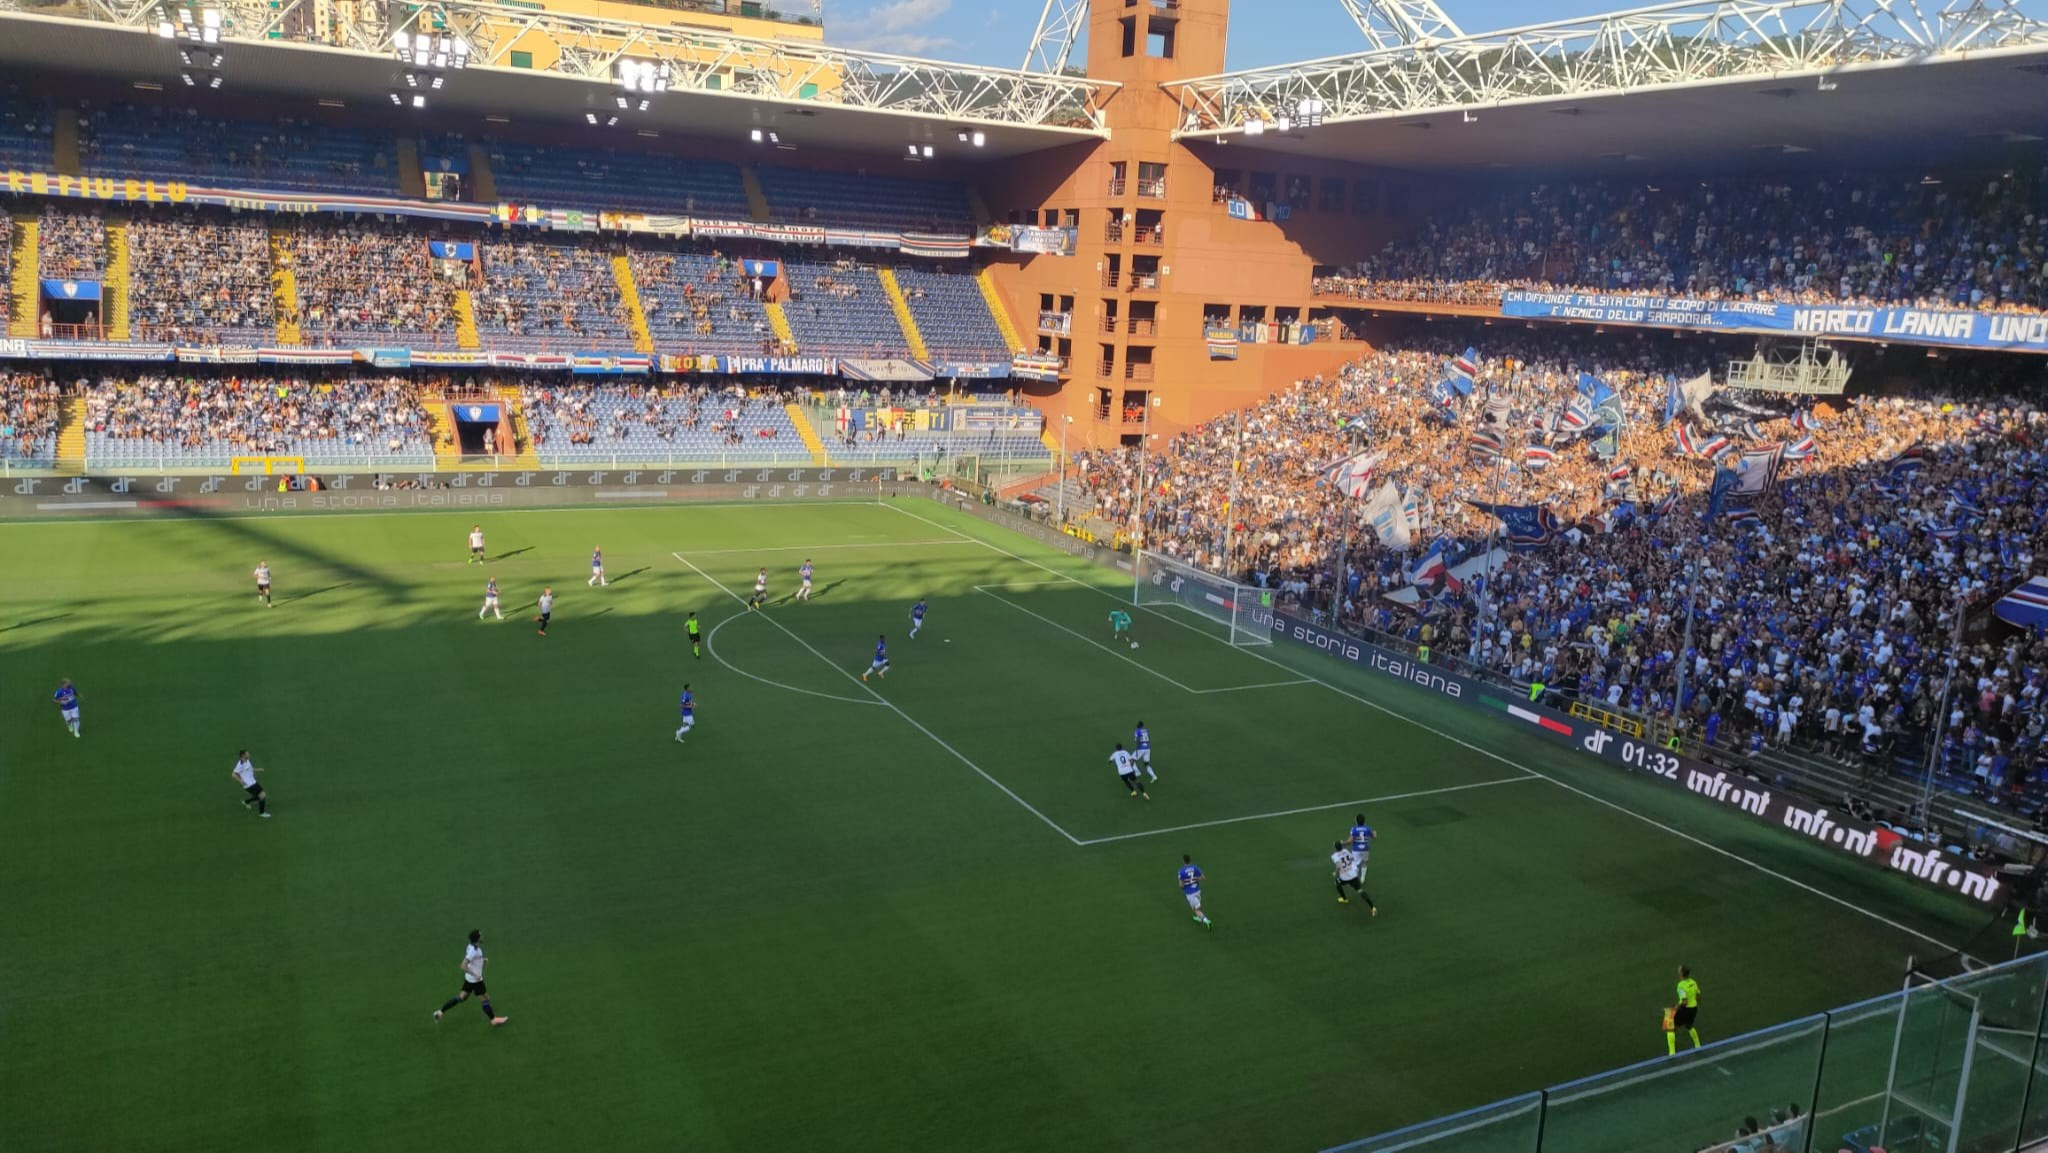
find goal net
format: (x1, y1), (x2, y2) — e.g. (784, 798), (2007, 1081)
(1132, 549), (1274, 646)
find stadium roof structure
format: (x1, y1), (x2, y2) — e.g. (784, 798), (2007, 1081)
(1159, 0), (2048, 170)
(0, 0), (1114, 159)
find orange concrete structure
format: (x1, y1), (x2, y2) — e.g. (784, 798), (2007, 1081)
(981, 0), (1427, 450)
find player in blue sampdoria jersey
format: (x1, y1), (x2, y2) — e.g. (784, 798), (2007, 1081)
(52, 678), (81, 738)
(909, 598), (928, 639)
(1132, 721), (1157, 781)
(861, 635), (890, 682)
(1178, 855), (1212, 927)
(588, 546), (606, 588)
(673, 685), (695, 743)
(796, 560), (814, 602)
(1348, 813), (1376, 863)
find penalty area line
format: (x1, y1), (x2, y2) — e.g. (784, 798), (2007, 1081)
(1075, 774), (1540, 846)
(886, 501), (1963, 952)
(671, 551), (1083, 847)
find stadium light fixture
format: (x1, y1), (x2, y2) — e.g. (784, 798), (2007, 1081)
(1462, 110), (1478, 123)
(616, 59), (671, 95)
(1242, 118), (1266, 136)
(955, 130), (986, 147)
(906, 144), (933, 158)
(749, 129), (780, 144)
(1293, 97), (1326, 129)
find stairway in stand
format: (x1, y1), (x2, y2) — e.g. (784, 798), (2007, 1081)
(104, 220), (132, 342)
(875, 267), (928, 360)
(764, 301), (796, 352)
(976, 269), (1026, 354)
(269, 227), (301, 345)
(610, 255), (654, 354)
(7, 213), (38, 338)
(741, 167), (772, 222)
(465, 145), (497, 202)
(396, 137), (426, 199)
(55, 392), (87, 473)
(785, 403), (827, 466)
(497, 385), (539, 467)
(453, 290), (480, 350)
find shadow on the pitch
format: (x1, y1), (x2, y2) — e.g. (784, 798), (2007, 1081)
(493, 547), (535, 562)
(808, 580), (847, 601)
(281, 582), (351, 605)
(586, 607), (616, 619)
(610, 566), (650, 584)
(1, 612), (76, 633)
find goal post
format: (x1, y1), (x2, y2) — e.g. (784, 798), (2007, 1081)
(1132, 549), (1274, 647)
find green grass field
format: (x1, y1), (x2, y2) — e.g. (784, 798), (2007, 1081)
(0, 496), (1995, 1153)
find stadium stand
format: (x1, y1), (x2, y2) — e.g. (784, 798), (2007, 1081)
(894, 264), (1009, 359)
(481, 140), (752, 218)
(519, 381), (807, 464)
(78, 104), (400, 196)
(0, 370), (61, 465)
(754, 165), (975, 233)
(282, 219), (457, 344)
(778, 256), (906, 357)
(0, 87), (54, 170)
(0, 213), (11, 327)
(629, 247), (777, 356)
(473, 239), (634, 350)
(80, 373), (436, 467)
(37, 206), (105, 278)
(813, 388), (1048, 463)
(1329, 171), (2048, 312)
(126, 211), (275, 344)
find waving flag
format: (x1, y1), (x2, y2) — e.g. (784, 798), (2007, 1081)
(1428, 379), (1462, 418)
(1653, 488), (1679, 518)
(1320, 449), (1384, 499)
(1608, 463), (1633, 482)
(1468, 501), (1560, 549)
(1694, 433), (1733, 460)
(1401, 486), (1423, 534)
(1365, 480), (1413, 549)
(1705, 466), (1739, 523)
(1952, 491), (1986, 521)
(1672, 422), (1698, 457)
(1449, 348), (1479, 394)
(1733, 445), (1783, 496)
(1741, 420), (1769, 443)
(1523, 444), (1556, 469)
(1993, 576), (2048, 631)
(1591, 424), (1621, 461)
(1661, 374), (1684, 427)
(1680, 372), (1715, 420)
(1792, 409), (1820, 433)
(1577, 373), (1615, 408)
(1406, 538), (1459, 596)
(1723, 506), (1763, 529)
(1783, 435), (1816, 461)
(1558, 394), (1594, 434)
(1467, 429), (1504, 458)
(1483, 395), (1512, 428)
(1884, 443), (1926, 485)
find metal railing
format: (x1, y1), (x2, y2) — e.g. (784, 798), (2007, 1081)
(1329, 952), (2048, 1153)
(1135, 178), (1167, 199)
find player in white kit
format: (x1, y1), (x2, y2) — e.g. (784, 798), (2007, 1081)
(253, 561), (273, 607)
(231, 750), (270, 818)
(433, 929), (509, 1026)
(1111, 742), (1148, 799)
(467, 525), (486, 565)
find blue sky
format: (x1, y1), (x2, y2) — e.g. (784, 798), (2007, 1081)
(824, 0), (1594, 68)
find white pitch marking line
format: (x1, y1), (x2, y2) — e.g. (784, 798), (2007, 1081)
(672, 550), (1082, 846)
(1075, 775), (1540, 847)
(887, 501), (1962, 952)
(703, 612), (882, 708)
(683, 539), (976, 557)
(1189, 678), (1316, 695)
(975, 585), (1202, 693)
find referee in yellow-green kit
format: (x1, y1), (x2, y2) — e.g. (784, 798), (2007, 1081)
(1666, 965), (1702, 1054)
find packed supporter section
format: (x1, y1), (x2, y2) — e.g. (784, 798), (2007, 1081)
(281, 219), (457, 343)
(37, 206), (106, 279)
(1073, 331), (2048, 816)
(630, 248), (778, 356)
(80, 372), (436, 467)
(474, 241), (634, 349)
(1329, 171), (2048, 312)
(0, 371), (61, 464)
(127, 212), (276, 344)
(79, 104), (400, 196)
(520, 380), (803, 463)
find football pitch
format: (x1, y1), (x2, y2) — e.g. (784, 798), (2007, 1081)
(0, 496), (1993, 1153)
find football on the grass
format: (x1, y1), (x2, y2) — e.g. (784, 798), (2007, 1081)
(1130, 642), (1140, 649)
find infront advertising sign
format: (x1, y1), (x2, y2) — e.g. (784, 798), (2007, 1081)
(1246, 606), (2003, 906)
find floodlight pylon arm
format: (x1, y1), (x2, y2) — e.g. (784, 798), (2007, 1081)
(1023, 0), (1090, 74)
(1336, 0), (1467, 49)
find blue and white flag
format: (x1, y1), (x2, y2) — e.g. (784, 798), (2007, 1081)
(1952, 491), (1986, 521)
(1993, 576), (2048, 631)
(1577, 373), (1615, 409)
(1661, 374), (1684, 427)
(1733, 445), (1782, 496)
(1365, 480), (1412, 549)
(1467, 429), (1504, 458)
(1467, 501), (1559, 549)
(1524, 444), (1556, 469)
(1783, 435), (1816, 461)
(1406, 538), (1457, 596)
(1558, 394), (1594, 434)
(1705, 466), (1739, 523)
(1884, 443), (1926, 485)
(1451, 348), (1479, 391)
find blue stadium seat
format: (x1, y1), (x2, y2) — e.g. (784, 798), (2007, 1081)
(756, 166), (973, 233)
(81, 104), (400, 197)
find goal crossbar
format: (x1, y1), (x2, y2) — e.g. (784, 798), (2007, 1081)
(1132, 549), (1274, 647)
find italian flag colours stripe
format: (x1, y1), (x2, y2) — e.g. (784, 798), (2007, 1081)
(1481, 695), (1574, 735)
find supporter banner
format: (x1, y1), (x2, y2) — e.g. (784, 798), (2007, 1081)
(1013, 227), (1077, 256)
(361, 348), (412, 369)
(0, 169), (502, 223)
(1501, 290), (2048, 354)
(1382, 548), (1509, 605)
(931, 361), (1008, 380)
(175, 346), (259, 364)
(40, 279), (102, 302)
(411, 351), (496, 368)
(427, 241), (476, 261)
(449, 403), (502, 424)
(260, 348), (357, 365)
(660, 354), (838, 375)
(740, 260), (780, 279)
(571, 353), (653, 376)
(1205, 326), (1239, 360)
(1225, 197), (1260, 221)
(957, 407), (1041, 432)
(1011, 352), (1062, 382)
(1994, 576), (2048, 631)
(839, 359), (932, 382)
(3, 340), (175, 361)
(597, 212), (692, 238)
(899, 232), (973, 259)
(1241, 605), (2005, 906)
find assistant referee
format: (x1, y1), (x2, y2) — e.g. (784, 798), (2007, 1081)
(1667, 964), (1702, 1054)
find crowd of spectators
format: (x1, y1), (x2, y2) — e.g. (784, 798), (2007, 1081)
(1326, 171), (2048, 313)
(281, 220), (456, 341)
(474, 241), (634, 347)
(82, 373), (432, 455)
(0, 371), (62, 463)
(127, 212), (276, 342)
(1076, 330), (2048, 814)
(0, 213), (11, 326)
(521, 380), (790, 449)
(37, 206), (106, 279)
